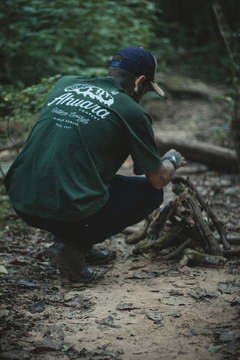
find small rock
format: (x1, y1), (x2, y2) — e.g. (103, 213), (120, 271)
(160, 297), (189, 306)
(220, 330), (240, 342)
(145, 312), (163, 322)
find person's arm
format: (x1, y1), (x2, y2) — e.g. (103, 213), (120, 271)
(146, 149), (186, 190)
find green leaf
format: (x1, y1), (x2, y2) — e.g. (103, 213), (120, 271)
(55, 38), (64, 52)
(8, 267), (19, 274)
(208, 345), (222, 353)
(62, 344), (70, 352)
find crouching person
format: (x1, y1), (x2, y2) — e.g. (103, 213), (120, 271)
(5, 47), (186, 283)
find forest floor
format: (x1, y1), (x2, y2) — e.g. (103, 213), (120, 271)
(0, 91), (240, 360)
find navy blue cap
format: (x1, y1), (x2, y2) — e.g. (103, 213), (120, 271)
(110, 47), (164, 97)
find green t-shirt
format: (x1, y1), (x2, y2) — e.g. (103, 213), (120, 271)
(5, 76), (162, 221)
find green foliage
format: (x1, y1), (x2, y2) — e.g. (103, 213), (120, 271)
(1, 0), (238, 89)
(0, 68), (109, 142)
(0, 0), (158, 87)
(1, 0), (239, 88)
(0, 0), (239, 152)
(209, 124), (231, 147)
(0, 74), (62, 129)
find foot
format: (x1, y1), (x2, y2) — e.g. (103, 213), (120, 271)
(84, 247), (116, 265)
(45, 241), (95, 283)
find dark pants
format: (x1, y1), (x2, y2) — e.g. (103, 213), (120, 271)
(15, 175), (163, 251)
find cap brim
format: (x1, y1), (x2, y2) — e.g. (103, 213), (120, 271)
(150, 81), (164, 97)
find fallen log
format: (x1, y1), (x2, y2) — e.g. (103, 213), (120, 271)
(0, 139), (25, 152)
(154, 133), (239, 173)
(156, 73), (225, 99)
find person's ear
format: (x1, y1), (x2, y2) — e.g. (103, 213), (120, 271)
(134, 75), (146, 93)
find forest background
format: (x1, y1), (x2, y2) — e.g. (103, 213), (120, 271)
(0, 0), (240, 225)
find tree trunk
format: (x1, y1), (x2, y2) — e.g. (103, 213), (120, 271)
(212, 0), (240, 171)
(231, 116), (240, 171)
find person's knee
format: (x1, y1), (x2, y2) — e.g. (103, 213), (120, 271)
(128, 176), (164, 208)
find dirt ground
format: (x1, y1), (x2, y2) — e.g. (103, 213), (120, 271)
(0, 93), (240, 360)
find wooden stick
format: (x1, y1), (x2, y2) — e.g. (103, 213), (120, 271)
(223, 249), (240, 259)
(162, 239), (192, 260)
(179, 248), (227, 267)
(219, 237), (240, 245)
(123, 226), (240, 246)
(147, 191), (188, 237)
(172, 176), (231, 250)
(173, 183), (222, 256)
(125, 218), (150, 244)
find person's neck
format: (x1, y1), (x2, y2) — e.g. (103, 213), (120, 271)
(106, 76), (140, 103)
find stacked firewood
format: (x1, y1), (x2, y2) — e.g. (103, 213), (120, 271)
(126, 176), (239, 266)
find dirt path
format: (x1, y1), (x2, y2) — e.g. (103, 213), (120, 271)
(0, 229), (240, 360)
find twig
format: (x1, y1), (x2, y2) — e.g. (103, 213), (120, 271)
(218, 237), (240, 246)
(192, 209), (209, 248)
(162, 239), (192, 261)
(93, 264), (114, 282)
(125, 218), (151, 244)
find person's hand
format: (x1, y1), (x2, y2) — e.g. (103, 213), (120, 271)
(161, 149), (186, 169)
(146, 149), (186, 189)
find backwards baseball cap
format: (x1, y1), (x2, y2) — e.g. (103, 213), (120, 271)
(110, 46), (164, 97)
